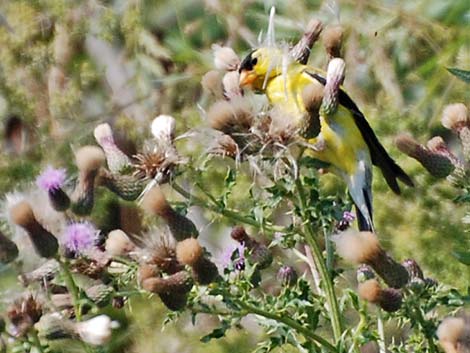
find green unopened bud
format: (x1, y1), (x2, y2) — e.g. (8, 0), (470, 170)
(248, 243), (273, 270)
(395, 134), (455, 178)
(85, 285), (114, 307)
(98, 169), (145, 201)
(277, 265), (298, 286)
(94, 124), (131, 174)
(35, 313), (74, 340)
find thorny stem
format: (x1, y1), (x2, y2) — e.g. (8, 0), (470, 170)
(237, 301), (337, 353)
(57, 257), (82, 321)
(294, 177), (343, 342)
(171, 182), (284, 234)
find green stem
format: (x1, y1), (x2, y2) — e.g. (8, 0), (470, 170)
(172, 182), (284, 234)
(237, 301), (337, 352)
(57, 258), (82, 321)
(294, 178), (343, 341)
(30, 330), (45, 353)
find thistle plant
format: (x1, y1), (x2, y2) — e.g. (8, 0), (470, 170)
(0, 2), (469, 353)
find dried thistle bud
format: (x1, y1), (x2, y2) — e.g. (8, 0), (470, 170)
(395, 134), (455, 178)
(159, 292), (189, 311)
(333, 230), (409, 288)
(201, 70), (223, 99)
(209, 134), (239, 158)
(290, 18), (323, 65)
(151, 115), (176, 142)
(105, 229), (135, 257)
(441, 103), (469, 131)
(98, 168), (145, 201)
(176, 238), (219, 284)
(437, 316), (470, 353)
(442, 103), (470, 164)
(142, 271), (193, 310)
(222, 71), (242, 99)
(146, 232), (182, 274)
(207, 97), (252, 140)
(7, 295), (43, 337)
(300, 83), (323, 137)
(322, 25), (344, 59)
(212, 44), (240, 71)
(358, 279), (402, 312)
(138, 264), (159, 283)
(10, 201), (58, 258)
(176, 238), (203, 266)
(19, 260), (59, 286)
(231, 226), (249, 243)
(94, 124), (131, 174)
(71, 146), (105, 215)
(85, 284), (114, 307)
(141, 186), (198, 241)
(36, 166), (70, 211)
(0, 230), (18, 264)
(50, 294), (72, 309)
(277, 265), (298, 286)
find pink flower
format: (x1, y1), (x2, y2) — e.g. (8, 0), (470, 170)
(63, 222), (98, 254)
(36, 166), (66, 192)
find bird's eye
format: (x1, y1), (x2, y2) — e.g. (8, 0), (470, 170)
(239, 50), (258, 72)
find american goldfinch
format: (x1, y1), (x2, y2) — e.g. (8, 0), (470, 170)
(239, 48), (413, 231)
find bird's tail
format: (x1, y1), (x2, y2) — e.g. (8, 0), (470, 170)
(345, 157), (374, 232)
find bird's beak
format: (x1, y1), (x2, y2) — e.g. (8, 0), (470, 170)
(239, 70), (257, 87)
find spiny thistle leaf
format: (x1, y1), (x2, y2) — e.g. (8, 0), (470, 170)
(447, 67), (470, 84)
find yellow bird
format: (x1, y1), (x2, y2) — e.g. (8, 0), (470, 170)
(238, 48), (413, 231)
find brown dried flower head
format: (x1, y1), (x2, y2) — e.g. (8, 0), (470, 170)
(133, 140), (183, 182)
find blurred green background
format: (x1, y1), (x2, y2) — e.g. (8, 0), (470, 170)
(0, 0), (469, 351)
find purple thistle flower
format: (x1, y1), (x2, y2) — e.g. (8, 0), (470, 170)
(63, 222), (98, 254)
(36, 166), (67, 192)
(342, 211), (355, 223)
(219, 242), (245, 270)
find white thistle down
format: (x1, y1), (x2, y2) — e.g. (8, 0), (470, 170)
(151, 115), (176, 142)
(75, 315), (119, 346)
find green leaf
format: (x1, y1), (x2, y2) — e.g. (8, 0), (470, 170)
(200, 321), (231, 342)
(452, 249), (470, 265)
(447, 67), (470, 83)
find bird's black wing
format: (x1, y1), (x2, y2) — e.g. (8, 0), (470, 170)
(306, 72), (414, 194)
